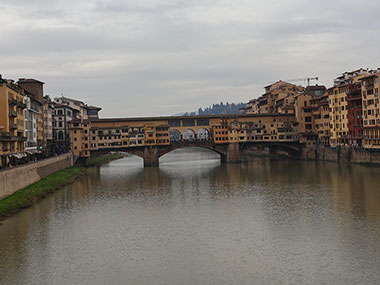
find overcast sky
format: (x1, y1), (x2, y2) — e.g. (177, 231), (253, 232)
(1, 0), (379, 117)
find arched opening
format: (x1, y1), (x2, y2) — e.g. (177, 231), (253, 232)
(58, 131), (64, 141)
(183, 129), (196, 141)
(197, 128), (210, 141)
(170, 129), (182, 142)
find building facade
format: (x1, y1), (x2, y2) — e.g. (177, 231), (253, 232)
(24, 94), (41, 151)
(18, 79), (45, 150)
(346, 83), (363, 146)
(360, 70), (380, 149)
(52, 96), (101, 153)
(0, 77), (26, 167)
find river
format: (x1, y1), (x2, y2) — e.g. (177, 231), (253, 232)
(1, 148), (380, 284)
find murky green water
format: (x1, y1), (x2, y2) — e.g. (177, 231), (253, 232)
(1, 148), (380, 284)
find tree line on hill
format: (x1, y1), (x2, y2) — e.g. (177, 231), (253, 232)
(181, 102), (246, 116)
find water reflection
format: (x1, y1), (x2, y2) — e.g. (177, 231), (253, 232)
(1, 148), (380, 284)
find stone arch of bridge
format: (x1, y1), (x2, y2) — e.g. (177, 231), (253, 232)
(158, 144), (226, 160)
(91, 148), (146, 160)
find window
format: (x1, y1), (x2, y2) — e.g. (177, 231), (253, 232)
(182, 119), (195, 127)
(168, 120), (181, 127)
(197, 119), (210, 126)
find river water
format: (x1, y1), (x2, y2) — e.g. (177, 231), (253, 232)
(1, 148), (380, 285)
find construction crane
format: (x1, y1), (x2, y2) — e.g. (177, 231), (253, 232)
(286, 77), (319, 86)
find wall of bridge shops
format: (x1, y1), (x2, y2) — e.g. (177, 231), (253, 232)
(0, 153), (73, 200)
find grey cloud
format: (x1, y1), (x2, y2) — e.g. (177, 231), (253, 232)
(1, 0), (380, 117)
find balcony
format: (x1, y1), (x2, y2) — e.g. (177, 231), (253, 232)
(9, 110), (18, 117)
(17, 101), (27, 109)
(0, 132), (25, 142)
(0, 132), (11, 141)
(8, 98), (17, 105)
(9, 123), (17, 130)
(277, 128), (294, 133)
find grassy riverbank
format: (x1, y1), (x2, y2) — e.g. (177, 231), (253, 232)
(0, 153), (124, 221)
(0, 166), (84, 220)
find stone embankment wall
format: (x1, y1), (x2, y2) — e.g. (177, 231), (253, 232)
(0, 153), (74, 200)
(302, 143), (380, 164)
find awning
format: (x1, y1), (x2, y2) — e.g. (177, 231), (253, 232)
(12, 153), (27, 159)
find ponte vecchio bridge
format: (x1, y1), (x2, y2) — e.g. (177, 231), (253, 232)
(69, 113), (302, 166)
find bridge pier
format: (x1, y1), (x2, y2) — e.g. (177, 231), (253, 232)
(143, 146), (159, 167)
(221, 143), (241, 163)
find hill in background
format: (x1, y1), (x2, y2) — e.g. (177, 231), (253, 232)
(180, 102), (246, 116)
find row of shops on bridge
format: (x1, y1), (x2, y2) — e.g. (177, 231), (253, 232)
(68, 114), (299, 158)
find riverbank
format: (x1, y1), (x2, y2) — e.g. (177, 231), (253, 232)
(0, 153), (124, 221)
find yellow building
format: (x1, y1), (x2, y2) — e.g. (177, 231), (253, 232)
(310, 94), (330, 145)
(295, 93), (314, 134)
(212, 119), (229, 144)
(0, 77), (26, 157)
(360, 70), (380, 149)
(228, 121), (248, 143)
(155, 125), (170, 145)
(328, 85), (349, 146)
